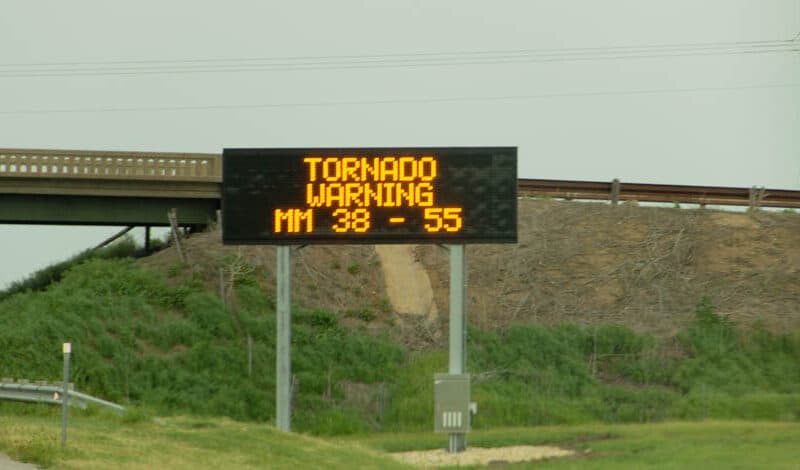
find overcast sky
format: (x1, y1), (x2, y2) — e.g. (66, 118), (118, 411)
(1, 0), (798, 288)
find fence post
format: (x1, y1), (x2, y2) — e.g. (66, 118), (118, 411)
(290, 374), (299, 416)
(611, 179), (621, 206)
(749, 186), (765, 211)
(247, 334), (253, 378)
(168, 208), (186, 263)
(219, 268), (226, 302)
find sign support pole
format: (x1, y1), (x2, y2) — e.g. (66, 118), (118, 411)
(448, 244), (467, 452)
(276, 245), (291, 432)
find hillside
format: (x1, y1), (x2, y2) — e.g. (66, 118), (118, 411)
(2, 199), (798, 432)
(421, 200), (800, 335)
(141, 199), (800, 342)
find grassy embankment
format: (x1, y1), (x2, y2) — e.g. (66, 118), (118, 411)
(0, 254), (799, 435)
(0, 236), (150, 302)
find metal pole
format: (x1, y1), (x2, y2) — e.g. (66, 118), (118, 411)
(276, 246), (291, 432)
(93, 226), (135, 250)
(247, 334), (253, 378)
(448, 245), (467, 452)
(61, 342), (71, 447)
(145, 226), (151, 252)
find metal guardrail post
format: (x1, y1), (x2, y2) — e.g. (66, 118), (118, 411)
(62, 342), (71, 447)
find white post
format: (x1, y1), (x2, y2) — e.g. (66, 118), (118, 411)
(61, 342), (71, 447)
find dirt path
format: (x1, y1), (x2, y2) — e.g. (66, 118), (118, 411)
(390, 445), (575, 467)
(374, 245), (438, 319)
(0, 455), (38, 470)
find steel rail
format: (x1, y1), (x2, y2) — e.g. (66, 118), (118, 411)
(0, 381), (125, 413)
(518, 178), (800, 209)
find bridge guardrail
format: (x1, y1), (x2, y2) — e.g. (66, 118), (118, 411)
(0, 149), (221, 182)
(518, 178), (800, 209)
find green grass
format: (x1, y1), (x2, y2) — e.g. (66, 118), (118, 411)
(0, 258), (405, 432)
(3, 413), (799, 469)
(0, 259), (798, 435)
(359, 421), (800, 469)
(530, 421), (800, 469)
(0, 412), (409, 469)
(0, 235), (147, 301)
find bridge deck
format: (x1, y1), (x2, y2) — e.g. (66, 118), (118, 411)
(0, 148), (220, 182)
(0, 148), (222, 225)
(2, 147), (798, 226)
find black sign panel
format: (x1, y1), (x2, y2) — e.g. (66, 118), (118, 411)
(222, 147), (517, 244)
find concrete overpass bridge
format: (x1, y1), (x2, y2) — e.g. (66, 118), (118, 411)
(3, 146), (798, 229)
(0, 148), (221, 227)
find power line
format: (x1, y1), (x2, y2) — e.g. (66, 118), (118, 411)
(0, 48), (794, 78)
(1, 82), (796, 116)
(0, 38), (791, 67)
(0, 40), (796, 78)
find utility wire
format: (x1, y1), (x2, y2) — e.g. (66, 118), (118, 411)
(0, 38), (791, 67)
(0, 40), (796, 78)
(0, 48), (794, 78)
(1, 82), (796, 116)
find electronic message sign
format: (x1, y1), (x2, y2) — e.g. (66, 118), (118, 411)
(222, 147), (517, 244)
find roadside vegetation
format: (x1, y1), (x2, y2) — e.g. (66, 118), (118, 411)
(1, 257), (798, 436)
(0, 413), (407, 469)
(2, 413), (799, 469)
(0, 235), (161, 301)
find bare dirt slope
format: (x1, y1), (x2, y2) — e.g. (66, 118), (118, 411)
(374, 245), (437, 320)
(418, 200), (800, 336)
(140, 200), (800, 342)
(390, 445), (575, 467)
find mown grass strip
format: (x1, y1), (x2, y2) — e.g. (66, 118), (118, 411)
(0, 413), (410, 469)
(359, 421), (800, 469)
(3, 414), (800, 469)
